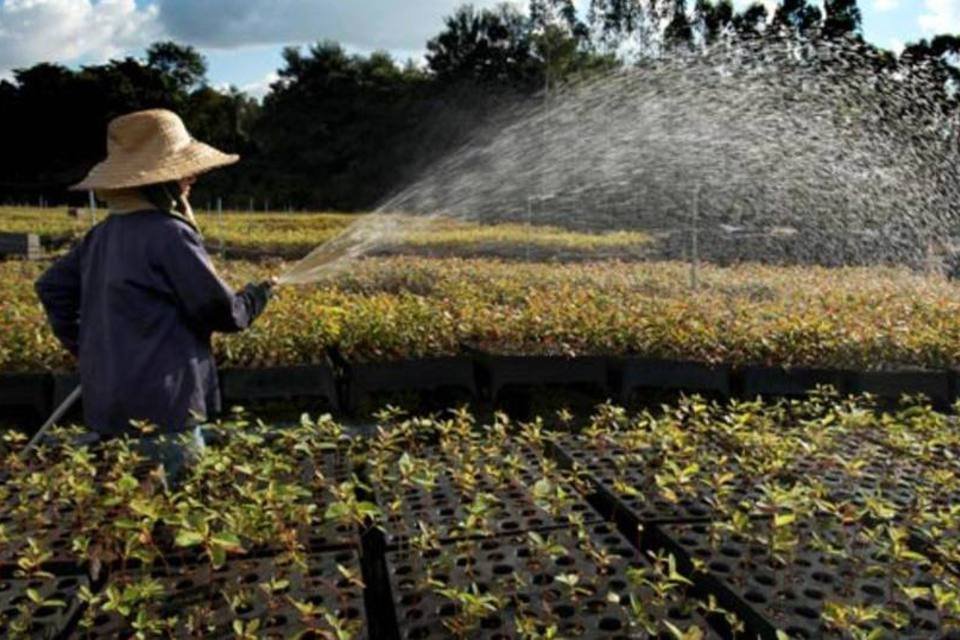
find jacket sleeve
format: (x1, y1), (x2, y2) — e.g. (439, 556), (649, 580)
(157, 222), (269, 334)
(35, 243), (83, 357)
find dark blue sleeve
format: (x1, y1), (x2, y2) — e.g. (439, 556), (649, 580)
(36, 243), (83, 356)
(156, 222), (268, 334)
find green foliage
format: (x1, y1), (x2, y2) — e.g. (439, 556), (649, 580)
(5, 248), (960, 371)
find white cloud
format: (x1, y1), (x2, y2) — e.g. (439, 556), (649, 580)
(918, 0), (960, 34)
(156, 0), (510, 52)
(0, 0), (513, 81)
(240, 71), (278, 99)
(874, 0), (900, 11)
(0, 0), (160, 76)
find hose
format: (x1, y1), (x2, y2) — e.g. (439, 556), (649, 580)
(21, 385), (82, 460)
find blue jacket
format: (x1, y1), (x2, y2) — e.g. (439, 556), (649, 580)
(36, 210), (268, 435)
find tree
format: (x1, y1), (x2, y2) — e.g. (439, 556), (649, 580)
(664, 0), (694, 49)
(530, 0), (606, 90)
(771, 0), (822, 37)
(426, 5), (538, 88)
(901, 35), (960, 107)
(732, 3), (768, 37)
(588, 0), (646, 48)
(0, 44), (234, 205)
(146, 41), (208, 93)
(530, 0), (586, 40)
(822, 0), (862, 40)
(251, 42), (439, 209)
(694, 0), (734, 46)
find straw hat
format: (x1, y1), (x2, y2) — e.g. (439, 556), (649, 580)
(71, 109), (239, 191)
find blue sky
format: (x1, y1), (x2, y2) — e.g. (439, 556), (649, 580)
(0, 1), (956, 96)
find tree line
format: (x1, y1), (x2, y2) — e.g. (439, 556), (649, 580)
(1, 0), (958, 211)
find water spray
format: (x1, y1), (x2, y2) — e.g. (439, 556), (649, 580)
(374, 34), (960, 271)
(270, 35), (960, 287)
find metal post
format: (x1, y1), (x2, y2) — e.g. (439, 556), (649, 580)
(87, 190), (97, 227)
(217, 197), (225, 259)
(690, 185), (700, 291)
(526, 197), (533, 262)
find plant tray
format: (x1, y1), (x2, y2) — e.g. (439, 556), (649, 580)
(371, 446), (600, 547)
(787, 437), (959, 515)
(0, 373), (50, 413)
(851, 370), (954, 407)
(0, 574), (87, 639)
(0, 233), (41, 259)
(70, 552), (367, 639)
(548, 435), (760, 527)
(51, 373), (81, 408)
(656, 518), (953, 640)
(549, 427), (956, 537)
(617, 358), (731, 398)
(345, 357), (477, 405)
(0, 450), (359, 577)
(740, 367), (853, 398)
(386, 522), (722, 639)
(219, 365), (339, 409)
(474, 354), (610, 400)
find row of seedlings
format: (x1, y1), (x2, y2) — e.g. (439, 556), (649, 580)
(360, 408), (744, 638)
(543, 391), (960, 638)
(0, 414), (374, 639)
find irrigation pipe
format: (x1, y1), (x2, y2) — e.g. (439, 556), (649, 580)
(21, 385), (82, 460)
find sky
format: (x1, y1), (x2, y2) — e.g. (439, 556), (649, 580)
(0, 0), (956, 97)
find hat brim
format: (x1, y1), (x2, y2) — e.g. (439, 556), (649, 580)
(70, 140), (239, 191)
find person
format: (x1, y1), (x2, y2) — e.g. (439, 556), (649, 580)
(35, 109), (274, 477)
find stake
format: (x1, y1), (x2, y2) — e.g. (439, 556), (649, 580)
(526, 197), (533, 262)
(217, 197), (225, 259)
(690, 184), (700, 291)
(87, 190), (97, 227)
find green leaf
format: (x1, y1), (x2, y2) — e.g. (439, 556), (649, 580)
(774, 513), (796, 528)
(174, 530), (205, 548)
(210, 545), (227, 569)
(211, 532), (245, 552)
(324, 502), (350, 522)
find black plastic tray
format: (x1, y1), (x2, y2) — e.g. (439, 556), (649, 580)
(373, 445), (600, 547)
(343, 356), (477, 410)
(617, 358), (731, 399)
(0, 573), (87, 639)
(220, 364), (339, 409)
(474, 353), (610, 401)
(385, 523), (722, 639)
(655, 518), (948, 639)
(70, 552), (366, 639)
(740, 366), (853, 398)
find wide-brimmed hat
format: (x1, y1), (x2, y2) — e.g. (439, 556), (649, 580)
(71, 109), (239, 191)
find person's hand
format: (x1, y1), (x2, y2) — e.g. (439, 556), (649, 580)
(242, 279), (276, 316)
(261, 276), (279, 299)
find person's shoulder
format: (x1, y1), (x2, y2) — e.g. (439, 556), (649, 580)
(138, 211), (202, 238)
